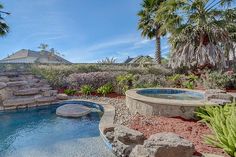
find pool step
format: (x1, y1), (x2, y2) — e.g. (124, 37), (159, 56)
(14, 88), (40, 96)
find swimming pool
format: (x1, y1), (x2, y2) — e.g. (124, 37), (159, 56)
(0, 101), (115, 157)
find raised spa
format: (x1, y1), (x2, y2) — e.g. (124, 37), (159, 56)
(126, 88), (207, 119)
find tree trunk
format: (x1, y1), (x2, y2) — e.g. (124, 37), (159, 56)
(155, 31), (161, 64)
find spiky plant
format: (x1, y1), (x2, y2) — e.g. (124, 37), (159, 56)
(196, 104), (236, 157)
(157, 0), (234, 69)
(97, 57), (117, 64)
(0, 4), (9, 36)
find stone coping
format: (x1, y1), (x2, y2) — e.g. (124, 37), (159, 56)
(126, 88), (218, 107)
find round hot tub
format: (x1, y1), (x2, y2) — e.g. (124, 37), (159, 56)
(126, 88), (210, 119)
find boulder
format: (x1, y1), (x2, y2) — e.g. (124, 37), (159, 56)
(0, 82), (7, 90)
(14, 88), (39, 96)
(130, 132), (195, 157)
(42, 90), (57, 97)
(57, 94), (69, 100)
(112, 125), (145, 157)
(114, 125), (145, 145)
(3, 97), (35, 106)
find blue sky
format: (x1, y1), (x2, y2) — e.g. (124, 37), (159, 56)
(0, 0), (170, 63)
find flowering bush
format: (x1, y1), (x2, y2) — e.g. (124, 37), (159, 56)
(66, 72), (118, 89)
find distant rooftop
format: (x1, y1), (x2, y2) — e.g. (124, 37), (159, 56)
(0, 49), (71, 64)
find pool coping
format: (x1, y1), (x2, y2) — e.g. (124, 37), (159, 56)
(126, 88), (218, 107)
(62, 99), (115, 152)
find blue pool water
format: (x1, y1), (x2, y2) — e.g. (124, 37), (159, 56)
(0, 101), (114, 157)
(137, 89), (204, 100)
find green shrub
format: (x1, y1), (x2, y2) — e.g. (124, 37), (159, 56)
(168, 74), (184, 87)
(80, 85), (93, 95)
(64, 89), (77, 96)
(196, 104), (236, 157)
(116, 74), (135, 94)
(182, 74), (198, 89)
(203, 71), (235, 89)
(97, 83), (113, 96)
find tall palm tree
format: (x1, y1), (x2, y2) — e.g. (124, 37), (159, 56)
(138, 0), (165, 64)
(0, 4), (10, 36)
(157, 0), (234, 69)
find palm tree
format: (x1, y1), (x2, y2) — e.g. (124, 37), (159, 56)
(138, 0), (165, 64)
(0, 4), (10, 36)
(38, 43), (49, 51)
(157, 0), (234, 69)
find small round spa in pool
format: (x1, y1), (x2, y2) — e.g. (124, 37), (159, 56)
(126, 88), (207, 119)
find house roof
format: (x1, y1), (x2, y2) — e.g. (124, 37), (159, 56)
(123, 55), (154, 64)
(0, 49), (71, 64)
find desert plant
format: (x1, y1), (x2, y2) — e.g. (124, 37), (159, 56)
(97, 57), (117, 64)
(116, 74), (135, 94)
(97, 83), (113, 96)
(64, 89), (77, 96)
(80, 85), (93, 95)
(196, 104), (236, 157)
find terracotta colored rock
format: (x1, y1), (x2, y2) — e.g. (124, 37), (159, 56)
(56, 104), (91, 118)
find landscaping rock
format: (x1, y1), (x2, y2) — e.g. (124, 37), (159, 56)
(36, 96), (57, 103)
(7, 81), (28, 87)
(0, 76), (9, 82)
(0, 82), (7, 90)
(130, 132), (195, 157)
(114, 125), (145, 145)
(42, 90), (57, 97)
(112, 125), (145, 157)
(57, 93), (69, 100)
(3, 97), (35, 106)
(14, 88), (39, 96)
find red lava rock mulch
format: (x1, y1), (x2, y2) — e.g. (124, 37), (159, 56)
(129, 115), (229, 157)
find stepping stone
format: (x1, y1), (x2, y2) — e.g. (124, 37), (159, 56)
(56, 104), (92, 118)
(14, 88), (39, 96)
